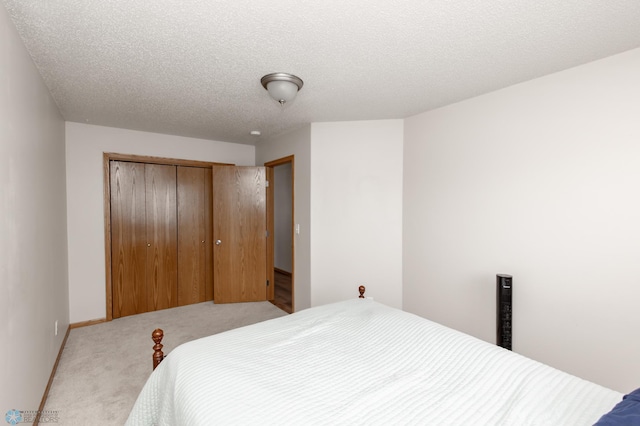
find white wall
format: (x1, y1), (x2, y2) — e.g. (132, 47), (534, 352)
(0, 5), (69, 414)
(274, 163), (293, 272)
(403, 47), (640, 393)
(66, 123), (255, 323)
(310, 120), (403, 308)
(256, 125), (312, 311)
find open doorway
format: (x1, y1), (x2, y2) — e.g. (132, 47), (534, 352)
(266, 156), (294, 313)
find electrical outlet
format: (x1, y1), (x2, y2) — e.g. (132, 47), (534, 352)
(55, 320), (58, 336)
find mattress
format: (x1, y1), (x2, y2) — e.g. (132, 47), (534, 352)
(126, 298), (622, 425)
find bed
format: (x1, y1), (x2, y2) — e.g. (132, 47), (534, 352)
(126, 289), (630, 425)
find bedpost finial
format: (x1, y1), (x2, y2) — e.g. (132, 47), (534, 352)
(152, 328), (164, 343)
(358, 285), (366, 298)
(152, 328), (164, 370)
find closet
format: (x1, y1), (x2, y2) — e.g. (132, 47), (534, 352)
(109, 160), (212, 318)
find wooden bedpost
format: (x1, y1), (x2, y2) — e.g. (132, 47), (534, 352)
(152, 328), (164, 370)
(358, 285), (366, 298)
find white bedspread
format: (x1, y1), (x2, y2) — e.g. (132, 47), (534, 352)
(126, 299), (621, 425)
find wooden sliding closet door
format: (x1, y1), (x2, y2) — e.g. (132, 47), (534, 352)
(111, 161), (148, 318)
(145, 164), (178, 311)
(177, 166), (212, 305)
(108, 157), (216, 319)
(111, 161), (178, 318)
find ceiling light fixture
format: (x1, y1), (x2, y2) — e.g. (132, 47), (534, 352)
(261, 73), (304, 106)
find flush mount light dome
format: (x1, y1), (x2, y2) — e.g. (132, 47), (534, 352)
(261, 73), (304, 105)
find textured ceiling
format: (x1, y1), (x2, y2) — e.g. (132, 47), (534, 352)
(4, 1), (640, 145)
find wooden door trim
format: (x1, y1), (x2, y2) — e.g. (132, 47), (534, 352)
(105, 152), (232, 168)
(264, 155), (295, 312)
(265, 155), (294, 168)
(103, 154), (113, 320)
(103, 152), (229, 321)
(265, 167), (274, 301)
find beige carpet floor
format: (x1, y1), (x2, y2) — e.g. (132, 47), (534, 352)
(43, 301), (287, 425)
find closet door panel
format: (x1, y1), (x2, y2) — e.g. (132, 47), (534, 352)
(213, 166), (267, 303)
(111, 161), (147, 318)
(177, 166), (206, 306)
(145, 164), (178, 311)
(205, 167), (214, 301)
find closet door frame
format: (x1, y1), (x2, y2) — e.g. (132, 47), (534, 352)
(103, 152), (230, 321)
